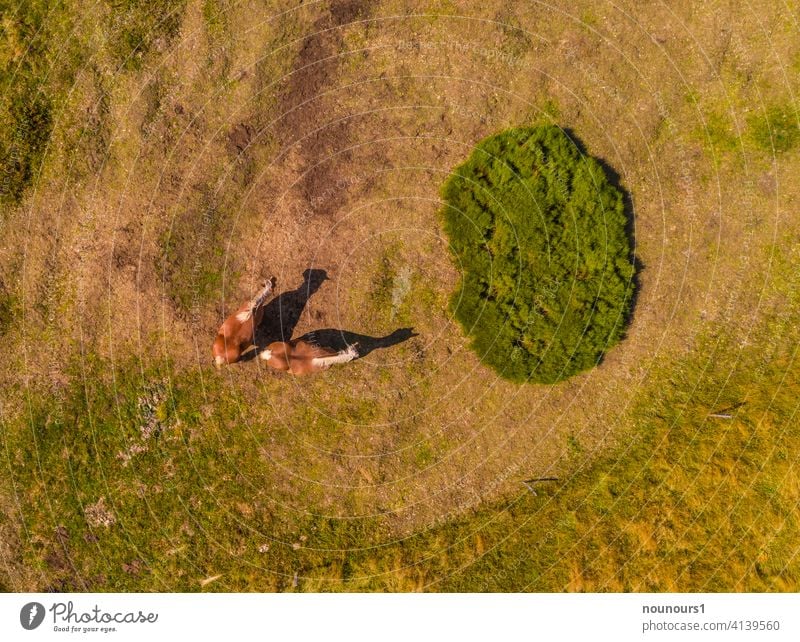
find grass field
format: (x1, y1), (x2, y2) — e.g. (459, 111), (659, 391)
(1, 0), (799, 591)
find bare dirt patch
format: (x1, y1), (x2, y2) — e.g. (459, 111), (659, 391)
(275, 0), (375, 218)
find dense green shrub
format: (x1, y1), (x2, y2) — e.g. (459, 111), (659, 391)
(440, 126), (635, 383)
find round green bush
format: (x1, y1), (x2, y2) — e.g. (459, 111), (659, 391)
(440, 125), (635, 384)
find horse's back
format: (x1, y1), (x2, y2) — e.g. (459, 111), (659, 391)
(291, 340), (337, 359)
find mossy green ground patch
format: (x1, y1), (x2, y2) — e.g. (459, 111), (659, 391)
(748, 105), (800, 154)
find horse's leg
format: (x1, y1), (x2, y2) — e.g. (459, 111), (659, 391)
(236, 277), (276, 323)
(251, 276), (276, 310)
(310, 343), (359, 370)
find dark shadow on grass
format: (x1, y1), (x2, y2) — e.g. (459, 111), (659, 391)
(563, 127), (643, 329)
(245, 269), (415, 363)
(296, 327), (418, 358)
(247, 269), (328, 359)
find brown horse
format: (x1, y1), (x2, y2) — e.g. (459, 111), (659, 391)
(259, 340), (359, 375)
(212, 277), (275, 368)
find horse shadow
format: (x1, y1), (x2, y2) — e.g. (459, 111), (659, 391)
(246, 268), (417, 361)
(254, 268), (329, 347)
(297, 327), (418, 357)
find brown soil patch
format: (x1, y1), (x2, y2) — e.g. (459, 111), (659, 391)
(275, 0), (375, 218)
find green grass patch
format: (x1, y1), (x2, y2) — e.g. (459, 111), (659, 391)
(696, 110), (740, 158)
(104, 0), (187, 71)
(2, 353), (387, 590)
(325, 318), (800, 592)
(201, 0), (233, 76)
(368, 248), (399, 310)
(497, 13), (532, 60)
(366, 243), (419, 325)
(0, 1), (57, 206)
(748, 104), (800, 153)
(440, 125), (636, 384)
(0, 0), (188, 206)
(158, 186), (242, 318)
(3, 280), (800, 592)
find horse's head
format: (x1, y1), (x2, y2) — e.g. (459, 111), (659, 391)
(212, 333), (241, 369)
(302, 268), (329, 295)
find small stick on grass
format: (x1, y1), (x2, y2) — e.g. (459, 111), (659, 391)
(522, 477), (559, 496)
(200, 574), (223, 587)
(708, 402), (745, 419)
